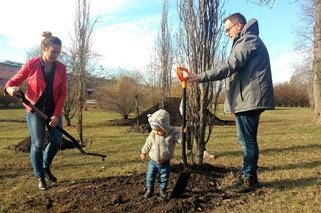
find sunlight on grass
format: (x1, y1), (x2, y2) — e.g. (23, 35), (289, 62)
(1, 107), (321, 212)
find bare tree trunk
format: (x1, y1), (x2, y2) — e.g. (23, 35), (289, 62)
(178, 0), (225, 165)
(158, 0), (173, 108)
(135, 95), (140, 126)
(313, 0), (321, 123)
(70, 0), (97, 143)
(55, 51), (77, 127)
(77, 66), (85, 142)
(148, 47), (159, 106)
(309, 84), (314, 108)
(63, 71), (77, 126)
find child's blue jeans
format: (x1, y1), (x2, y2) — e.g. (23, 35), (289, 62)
(146, 160), (170, 190)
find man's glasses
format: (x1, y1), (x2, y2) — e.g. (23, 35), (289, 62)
(225, 23), (236, 34)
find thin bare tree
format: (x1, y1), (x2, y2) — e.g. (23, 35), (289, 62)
(312, 0), (321, 123)
(62, 51), (77, 126)
(251, 0), (321, 123)
(69, 0), (98, 143)
(293, 0), (315, 107)
(158, 0), (174, 108)
(177, 0), (225, 165)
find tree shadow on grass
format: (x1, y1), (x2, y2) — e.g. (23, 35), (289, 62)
(0, 119), (25, 123)
(260, 160), (321, 172)
(0, 167), (32, 180)
(263, 176), (321, 191)
(217, 143), (321, 157)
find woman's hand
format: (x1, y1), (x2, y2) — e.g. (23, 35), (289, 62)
(6, 86), (20, 96)
(49, 116), (59, 127)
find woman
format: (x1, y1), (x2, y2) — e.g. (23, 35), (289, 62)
(4, 32), (67, 190)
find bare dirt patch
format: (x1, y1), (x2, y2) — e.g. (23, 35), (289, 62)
(18, 164), (249, 213)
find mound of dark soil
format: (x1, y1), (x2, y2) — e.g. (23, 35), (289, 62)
(32, 164), (239, 213)
(6, 131), (79, 153)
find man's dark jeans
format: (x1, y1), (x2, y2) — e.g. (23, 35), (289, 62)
(235, 110), (262, 178)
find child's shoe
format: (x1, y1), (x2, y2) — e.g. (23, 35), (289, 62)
(144, 188), (153, 198)
(186, 149), (192, 155)
(160, 189), (167, 198)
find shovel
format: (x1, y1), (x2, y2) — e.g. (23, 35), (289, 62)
(15, 90), (107, 160)
(170, 67), (191, 199)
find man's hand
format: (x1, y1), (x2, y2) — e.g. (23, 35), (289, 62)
(49, 116), (59, 127)
(187, 72), (201, 83)
(140, 153), (146, 160)
(168, 140), (175, 145)
(6, 86), (20, 96)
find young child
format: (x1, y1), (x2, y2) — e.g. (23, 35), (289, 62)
(140, 109), (181, 198)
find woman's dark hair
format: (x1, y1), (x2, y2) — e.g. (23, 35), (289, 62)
(224, 12), (247, 25)
(41, 31), (62, 48)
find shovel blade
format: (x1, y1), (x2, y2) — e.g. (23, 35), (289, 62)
(170, 172), (191, 199)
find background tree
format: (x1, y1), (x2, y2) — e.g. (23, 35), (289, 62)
(250, 0), (321, 124)
(293, 0), (315, 107)
(62, 51), (77, 126)
(147, 47), (161, 106)
(158, 0), (174, 108)
(26, 47), (42, 60)
(273, 78), (309, 107)
(311, 0), (321, 123)
(177, 0), (225, 165)
(95, 71), (143, 119)
(68, 0), (98, 143)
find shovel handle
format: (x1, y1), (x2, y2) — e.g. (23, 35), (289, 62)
(176, 67), (189, 165)
(15, 90), (106, 159)
(181, 87), (187, 165)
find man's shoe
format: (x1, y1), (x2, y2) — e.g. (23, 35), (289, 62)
(227, 175), (259, 193)
(144, 189), (153, 198)
(43, 167), (57, 182)
(250, 175), (259, 187)
(160, 189), (167, 199)
(38, 178), (48, 191)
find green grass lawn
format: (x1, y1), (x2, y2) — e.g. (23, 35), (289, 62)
(1, 107), (321, 212)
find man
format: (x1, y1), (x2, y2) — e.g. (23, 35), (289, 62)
(188, 12), (274, 192)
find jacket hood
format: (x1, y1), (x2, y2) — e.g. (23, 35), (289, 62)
(241, 18), (259, 36)
(148, 109), (174, 134)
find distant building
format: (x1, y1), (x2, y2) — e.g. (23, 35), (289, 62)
(0, 60), (22, 87)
